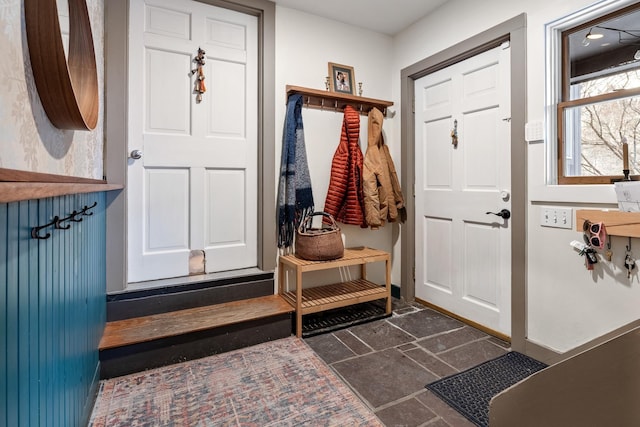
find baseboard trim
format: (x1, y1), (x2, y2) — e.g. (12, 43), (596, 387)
(415, 298), (511, 343)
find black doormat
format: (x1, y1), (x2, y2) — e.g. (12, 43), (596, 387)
(301, 300), (390, 337)
(426, 351), (547, 427)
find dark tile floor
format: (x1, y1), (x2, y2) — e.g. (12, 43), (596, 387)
(304, 299), (511, 427)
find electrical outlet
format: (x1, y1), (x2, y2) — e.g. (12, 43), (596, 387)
(540, 207), (573, 229)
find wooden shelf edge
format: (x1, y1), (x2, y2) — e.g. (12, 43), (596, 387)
(279, 247), (390, 271)
(281, 279), (387, 308)
(0, 182), (123, 203)
(575, 209), (640, 238)
(286, 85), (393, 117)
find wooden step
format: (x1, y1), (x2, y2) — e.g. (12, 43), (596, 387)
(99, 295), (294, 378)
(100, 294), (293, 350)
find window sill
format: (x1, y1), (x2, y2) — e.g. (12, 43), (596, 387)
(530, 183), (618, 205)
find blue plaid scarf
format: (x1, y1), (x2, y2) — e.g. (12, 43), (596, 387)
(277, 94), (314, 251)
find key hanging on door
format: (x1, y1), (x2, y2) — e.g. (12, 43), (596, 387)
(625, 238), (636, 278)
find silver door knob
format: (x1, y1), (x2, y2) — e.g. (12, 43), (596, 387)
(129, 150), (143, 160)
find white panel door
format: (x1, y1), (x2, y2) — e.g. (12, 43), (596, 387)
(127, 0), (258, 283)
(414, 44), (512, 335)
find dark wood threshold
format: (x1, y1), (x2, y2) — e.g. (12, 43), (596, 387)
(0, 168), (123, 203)
(99, 294), (293, 350)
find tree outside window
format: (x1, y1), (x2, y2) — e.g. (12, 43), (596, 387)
(558, 4), (640, 184)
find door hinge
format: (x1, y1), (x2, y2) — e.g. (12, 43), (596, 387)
(412, 98), (415, 114)
(412, 266), (415, 282)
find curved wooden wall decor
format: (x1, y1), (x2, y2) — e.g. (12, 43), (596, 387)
(24, 0), (99, 130)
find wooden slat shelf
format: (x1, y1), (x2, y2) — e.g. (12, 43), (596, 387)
(280, 279), (388, 315)
(575, 209), (640, 238)
(279, 246), (391, 271)
(279, 247), (391, 337)
(99, 294), (293, 350)
(286, 85), (393, 117)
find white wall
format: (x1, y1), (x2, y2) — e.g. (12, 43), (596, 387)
(392, 0), (640, 352)
(275, 7), (401, 286)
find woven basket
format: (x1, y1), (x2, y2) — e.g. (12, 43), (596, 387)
(295, 212), (344, 261)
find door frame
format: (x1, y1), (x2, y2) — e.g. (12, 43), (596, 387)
(104, 0), (276, 293)
(400, 14), (527, 351)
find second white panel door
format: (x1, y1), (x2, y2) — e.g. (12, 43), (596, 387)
(414, 44), (512, 336)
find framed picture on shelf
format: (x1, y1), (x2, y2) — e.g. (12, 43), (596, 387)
(328, 62), (355, 95)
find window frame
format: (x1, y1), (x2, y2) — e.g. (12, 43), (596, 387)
(546, 0), (640, 185)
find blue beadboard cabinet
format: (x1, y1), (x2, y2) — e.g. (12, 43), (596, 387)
(1, 191), (106, 427)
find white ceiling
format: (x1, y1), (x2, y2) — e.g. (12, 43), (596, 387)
(271, 0), (450, 35)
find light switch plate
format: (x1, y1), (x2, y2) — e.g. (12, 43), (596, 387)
(540, 207), (573, 229)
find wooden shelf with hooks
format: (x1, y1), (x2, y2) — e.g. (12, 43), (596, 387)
(286, 85), (393, 116)
(575, 209), (640, 238)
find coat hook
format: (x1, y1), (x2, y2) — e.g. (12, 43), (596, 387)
(54, 216), (71, 230)
(82, 201), (98, 216)
(69, 210), (84, 222)
(31, 216), (59, 239)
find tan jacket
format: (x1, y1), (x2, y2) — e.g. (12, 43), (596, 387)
(363, 108), (406, 229)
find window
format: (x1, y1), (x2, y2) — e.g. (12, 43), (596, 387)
(554, 3), (640, 184)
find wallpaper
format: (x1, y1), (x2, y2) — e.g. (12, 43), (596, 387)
(0, 0), (104, 179)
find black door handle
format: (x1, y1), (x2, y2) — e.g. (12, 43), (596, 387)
(486, 209), (511, 219)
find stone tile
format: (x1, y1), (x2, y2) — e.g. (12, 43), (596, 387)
(397, 342), (417, 352)
(417, 327), (488, 354)
(424, 418), (451, 427)
(391, 298), (417, 312)
(303, 333), (355, 364)
(488, 336), (511, 350)
(416, 390), (476, 427)
(374, 398), (437, 427)
(348, 320), (414, 351)
(332, 348), (437, 408)
(404, 348), (457, 378)
(394, 306), (418, 315)
(333, 329), (373, 355)
(388, 309), (464, 339)
(437, 340), (507, 371)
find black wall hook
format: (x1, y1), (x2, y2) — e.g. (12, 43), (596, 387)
(31, 201), (98, 240)
(31, 216), (59, 239)
(82, 201), (97, 216)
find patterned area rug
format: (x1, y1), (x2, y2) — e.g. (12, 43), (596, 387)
(89, 337), (382, 426)
(426, 351), (547, 427)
